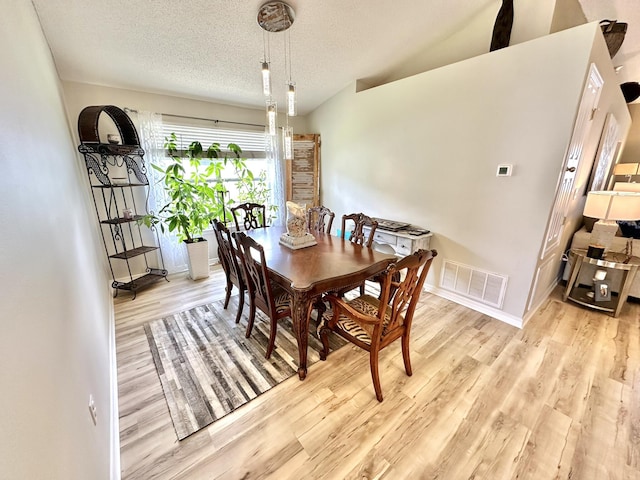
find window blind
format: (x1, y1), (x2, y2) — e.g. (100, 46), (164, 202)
(160, 122), (267, 158)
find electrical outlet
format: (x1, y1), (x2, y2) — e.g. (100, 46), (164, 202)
(88, 394), (97, 426)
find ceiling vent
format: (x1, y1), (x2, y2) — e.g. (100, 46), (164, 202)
(440, 259), (508, 309)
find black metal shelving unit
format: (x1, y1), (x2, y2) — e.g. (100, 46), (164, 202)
(78, 105), (168, 299)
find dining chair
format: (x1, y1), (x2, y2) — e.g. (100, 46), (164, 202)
(307, 206), (335, 234)
(338, 212), (380, 297)
(231, 202), (267, 231)
(233, 231), (293, 359)
(341, 212), (378, 247)
(212, 220), (247, 324)
(319, 248), (437, 402)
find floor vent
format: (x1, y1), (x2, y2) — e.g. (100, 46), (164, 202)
(440, 259), (508, 308)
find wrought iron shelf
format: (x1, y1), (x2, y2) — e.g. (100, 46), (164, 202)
(112, 269), (168, 299)
(100, 215), (144, 225)
(92, 182), (148, 188)
(79, 142), (143, 156)
(78, 104), (168, 299)
(110, 245), (159, 260)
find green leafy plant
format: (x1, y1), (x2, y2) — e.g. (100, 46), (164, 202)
(235, 168), (278, 224)
(141, 132), (278, 241)
(141, 133), (240, 242)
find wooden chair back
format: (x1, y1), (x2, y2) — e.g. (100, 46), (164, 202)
(212, 220), (247, 323)
(234, 231), (292, 359)
(231, 202), (267, 231)
(341, 213), (378, 248)
(307, 206), (335, 233)
(212, 220), (244, 288)
(233, 232), (277, 317)
(378, 249), (436, 335)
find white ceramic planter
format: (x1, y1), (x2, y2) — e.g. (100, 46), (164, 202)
(185, 238), (209, 280)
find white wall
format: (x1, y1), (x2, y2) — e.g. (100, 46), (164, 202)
(382, 0), (561, 86)
(63, 81), (308, 136)
(0, 2), (115, 479)
(551, 0), (588, 32)
(620, 104), (640, 163)
(308, 23), (610, 321)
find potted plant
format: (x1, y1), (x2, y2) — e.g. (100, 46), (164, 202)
(142, 133), (242, 280)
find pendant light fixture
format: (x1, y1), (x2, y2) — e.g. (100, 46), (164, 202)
(257, 1), (296, 159)
(266, 100), (277, 136)
(261, 63), (271, 97)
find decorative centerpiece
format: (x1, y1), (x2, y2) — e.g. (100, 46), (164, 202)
(279, 201), (317, 249)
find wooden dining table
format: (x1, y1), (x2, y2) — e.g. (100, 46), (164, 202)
(246, 226), (397, 380)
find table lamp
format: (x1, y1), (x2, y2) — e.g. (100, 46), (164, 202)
(613, 162), (640, 182)
(584, 190), (640, 255)
(613, 182), (640, 192)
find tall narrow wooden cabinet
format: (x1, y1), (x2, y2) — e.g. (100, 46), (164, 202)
(77, 105), (167, 298)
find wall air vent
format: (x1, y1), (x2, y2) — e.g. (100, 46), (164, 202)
(441, 259), (508, 309)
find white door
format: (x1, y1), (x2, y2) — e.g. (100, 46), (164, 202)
(541, 63), (603, 258)
(528, 64), (603, 313)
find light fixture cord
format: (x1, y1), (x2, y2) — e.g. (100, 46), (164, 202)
(263, 30), (271, 63)
(283, 31), (289, 128)
(287, 30), (293, 83)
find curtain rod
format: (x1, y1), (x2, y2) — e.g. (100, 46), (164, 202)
(124, 108), (265, 129)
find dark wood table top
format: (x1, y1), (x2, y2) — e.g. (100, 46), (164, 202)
(246, 226), (397, 293)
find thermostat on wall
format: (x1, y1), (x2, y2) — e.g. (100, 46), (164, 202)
(496, 164), (513, 176)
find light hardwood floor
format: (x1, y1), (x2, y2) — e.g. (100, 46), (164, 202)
(115, 265), (640, 479)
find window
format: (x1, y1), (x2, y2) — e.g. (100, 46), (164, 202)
(159, 121), (277, 224)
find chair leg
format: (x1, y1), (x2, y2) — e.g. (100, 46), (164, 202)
(245, 300), (257, 338)
(401, 332), (412, 377)
(313, 298), (327, 324)
(223, 280), (233, 309)
(319, 323), (330, 360)
(359, 282), (365, 296)
(370, 349), (383, 402)
(235, 289), (245, 324)
(265, 317), (278, 359)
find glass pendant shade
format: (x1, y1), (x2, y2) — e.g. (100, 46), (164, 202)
(262, 62), (271, 97)
(258, 2), (297, 145)
(266, 101), (277, 136)
(287, 83), (296, 116)
(283, 125), (293, 160)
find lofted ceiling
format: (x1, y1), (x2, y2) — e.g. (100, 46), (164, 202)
(32, 0), (640, 116)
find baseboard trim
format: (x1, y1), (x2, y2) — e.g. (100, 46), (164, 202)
(108, 281), (121, 480)
(523, 278), (559, 327)
(424, 285), (523, 329)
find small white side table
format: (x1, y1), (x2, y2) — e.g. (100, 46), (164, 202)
(363, 226), (432, 256)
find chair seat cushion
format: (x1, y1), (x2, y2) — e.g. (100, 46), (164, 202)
(273, 289), (292, 314)
(327, 294), (400, 345)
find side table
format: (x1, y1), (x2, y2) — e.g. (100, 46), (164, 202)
(363, 226), (432, 256)
(563, 248), (640, 317)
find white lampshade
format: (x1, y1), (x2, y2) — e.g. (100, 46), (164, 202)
(613, 162), (640, 176)
(584, 191), (640, 221)
(613, 182), (640, 192)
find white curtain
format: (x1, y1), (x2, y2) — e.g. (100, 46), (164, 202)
(267, 129), (286, 227)
(134, 110), (188, 273)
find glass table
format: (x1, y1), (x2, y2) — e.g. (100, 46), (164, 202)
(563, 248), (640, 317)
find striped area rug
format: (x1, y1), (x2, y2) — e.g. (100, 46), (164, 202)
(144, 296), (345, 440)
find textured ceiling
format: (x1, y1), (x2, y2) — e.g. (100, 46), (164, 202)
(31, 1), (640, 115)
